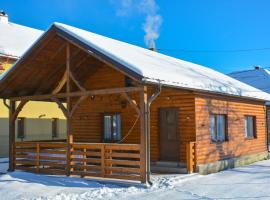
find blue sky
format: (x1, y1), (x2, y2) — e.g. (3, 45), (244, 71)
(1, 0), (270, 73)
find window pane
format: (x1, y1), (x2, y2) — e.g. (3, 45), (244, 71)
(244, 116), (248, 137)
(217, 115), (225, 141)
(115, 114), (121, 141)
(245, 116), (254, 138)
(104, 115), (112, 141)
(112, 114), (121, 141)
(210, 115), (216, 141)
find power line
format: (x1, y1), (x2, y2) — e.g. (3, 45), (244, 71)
(157, 47), (270, 53)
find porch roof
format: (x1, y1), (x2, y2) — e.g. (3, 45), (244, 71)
(0, 22), (270, 101)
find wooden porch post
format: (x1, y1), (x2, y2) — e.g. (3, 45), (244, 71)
(140, 86), (148, 183)
(66, 43), (73, 176)
(8, 100), (16, 171)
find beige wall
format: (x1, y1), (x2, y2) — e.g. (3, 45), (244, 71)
(0, 118), (66, 157)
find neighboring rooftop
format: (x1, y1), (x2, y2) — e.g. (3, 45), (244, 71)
(1, 22), (270, 101)
(229, 66), (270, 94)
(0, 11), (43, 58)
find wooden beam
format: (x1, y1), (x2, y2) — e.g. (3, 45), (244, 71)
(11, 100), (28, 122)
(122, 93), (140, 116)
(70, 95), (87, 117)
(51, 97), (68, 118)
(36, 48), (82, 94)
(66, 43), (72, 177)
(10, 87), (143, 101)
(8, 100), (16, 172)
(52, 70), (67, 94)
(69, 71), (86, 92)
(57, 33), (141, 82)
(140, 86), (147, 183)
(0, 34), (58, 92)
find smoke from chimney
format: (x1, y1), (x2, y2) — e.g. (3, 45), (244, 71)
(111, 0), (162, 48)
(140, 0), (162, 48)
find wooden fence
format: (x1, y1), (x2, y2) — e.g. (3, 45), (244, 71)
(14, 142), (142, 181)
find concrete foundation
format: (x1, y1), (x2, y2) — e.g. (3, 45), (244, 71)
(197, 151), (270, 175)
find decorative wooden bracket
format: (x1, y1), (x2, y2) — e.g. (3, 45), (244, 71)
(11, 100), (28, 122)
(122, 93), (140, 116)
(70, 95), (87, 117)
(51, 97), (69, 119)
(52, 70), (68, 95)
(69, 72), (86, 92)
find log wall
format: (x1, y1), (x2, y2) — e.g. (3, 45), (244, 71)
(195, 93), (267, 165)
(71, 64), (196, 163)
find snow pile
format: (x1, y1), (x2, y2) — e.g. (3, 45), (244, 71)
(0, 22), (43, 58)
(0, 171), (194, 200)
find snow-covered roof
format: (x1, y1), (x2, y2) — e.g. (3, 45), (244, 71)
(51, 23), (270, 101)
(0, 22), (43, 58)
(229, 67), (270, 94)
(2, 22), (270, 101)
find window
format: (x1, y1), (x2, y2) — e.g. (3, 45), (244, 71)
(17, 117), (25, 139)
(245, 116), (256, 138)
(210, 114), (227, 142)
(103, 113), (121, 142)
(52, 118), (58, 138)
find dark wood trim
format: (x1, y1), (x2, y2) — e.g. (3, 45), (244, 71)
(70, 96), (87, 117)
(66, 43), (72, 176)
(11, 100), (28, 122)
(51, 97), (69, 118)
(122, 93), (140, 115)
(8, 100), (16, 171)
(10, 87), (143, 101)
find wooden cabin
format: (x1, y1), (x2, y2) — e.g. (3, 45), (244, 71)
(0, 23), (269, 183)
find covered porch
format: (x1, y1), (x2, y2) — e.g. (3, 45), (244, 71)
(0, 24), (196, 183)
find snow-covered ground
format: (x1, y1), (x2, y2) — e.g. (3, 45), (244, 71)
(0, 157), (8, 173)
(1, 158), (270, 199)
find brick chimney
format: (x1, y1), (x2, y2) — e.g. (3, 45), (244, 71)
(254, 65), (261, 70)
(149, 41), (157, 52)
(0, 10), (8, 24)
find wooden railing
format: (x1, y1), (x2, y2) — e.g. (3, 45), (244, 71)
(71, 143), (141, 181)
(15, 142), (67, 175)
(186, 141), (196, 173)
(14, 142), (142, 181)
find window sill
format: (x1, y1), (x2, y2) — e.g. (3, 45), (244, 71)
(245, 137), (256, 140)
(210, 140), (228, 144)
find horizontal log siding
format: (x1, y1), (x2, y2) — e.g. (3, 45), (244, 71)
(195, 94), (267, 165)
(71, 64), (139, 144)
(71, 64), (197, 163)
(150, 88), (196, 162)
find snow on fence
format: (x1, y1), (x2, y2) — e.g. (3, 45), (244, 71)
(14, 142), (142, 181)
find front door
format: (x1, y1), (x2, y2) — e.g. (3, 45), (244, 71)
(159, 107), (179, 161)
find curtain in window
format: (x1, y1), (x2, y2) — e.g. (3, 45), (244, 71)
(245, 116), (254, 138)
(113, 114), (121, 141)
(210, 115), (216, 141)
(217, 115), (225, 141)
(104, 115), (112, 141)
